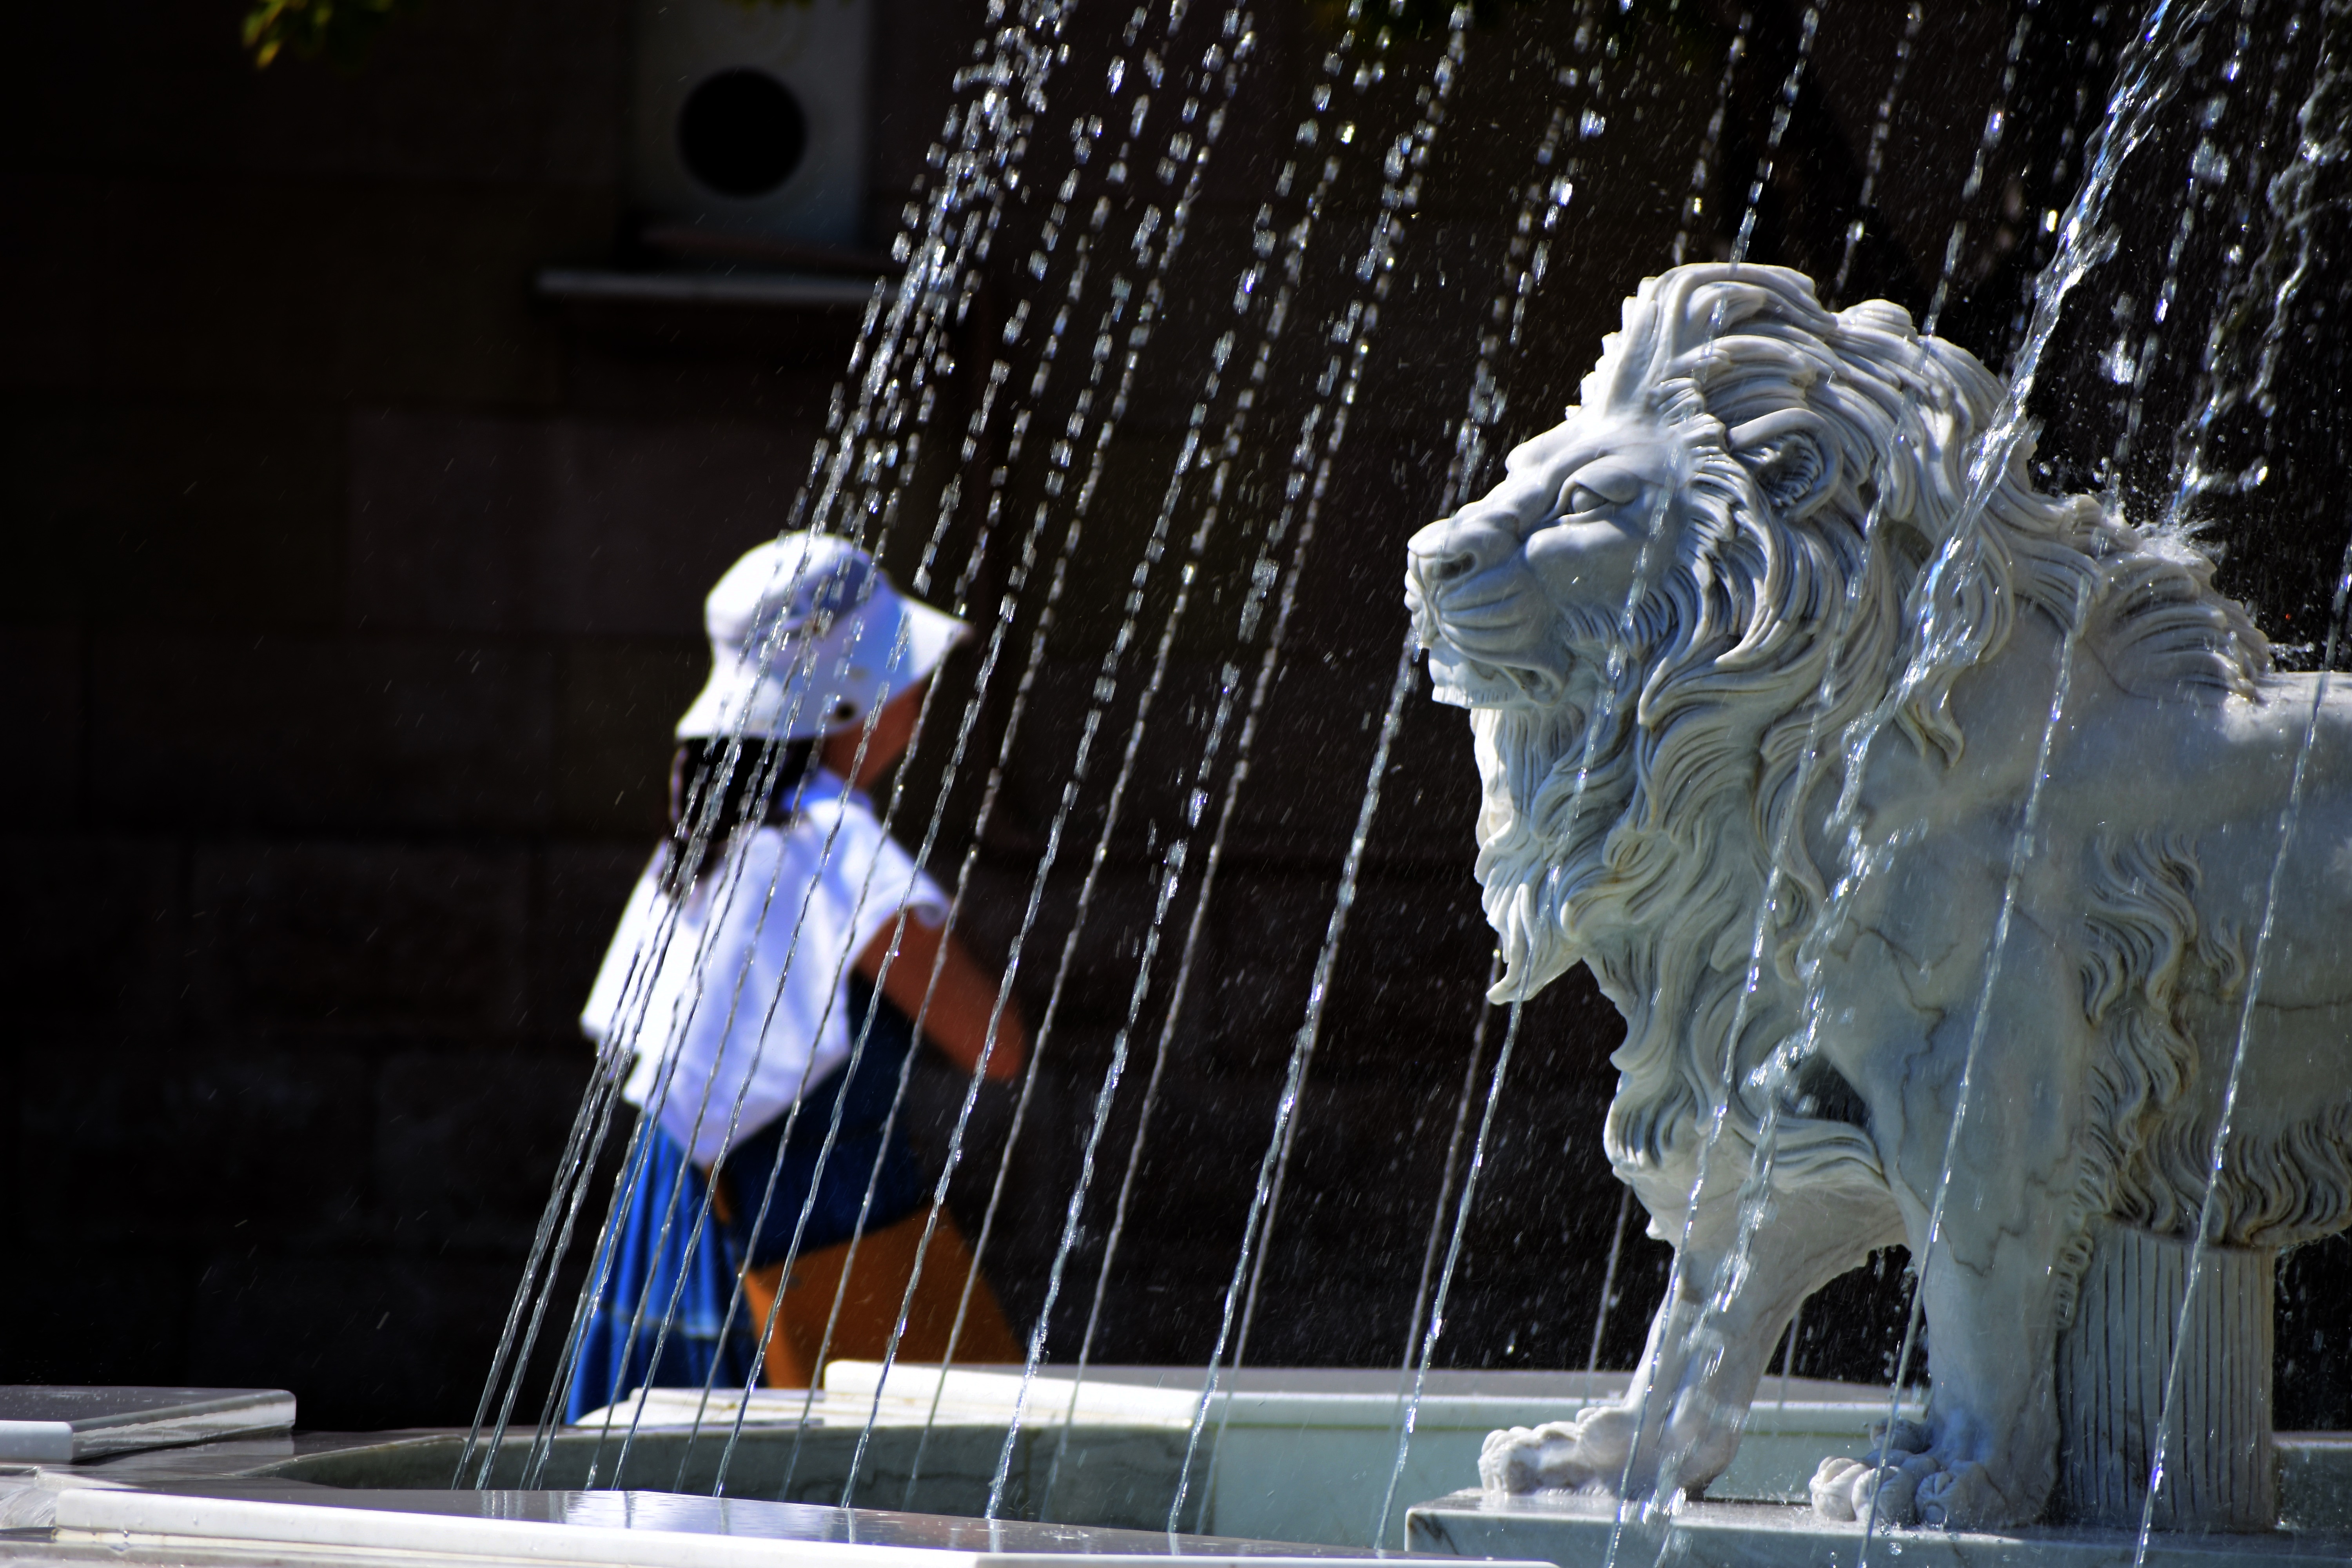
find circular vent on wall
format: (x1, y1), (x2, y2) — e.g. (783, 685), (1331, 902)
(627, 0), (870, 246)
(677, 69), (809, 198)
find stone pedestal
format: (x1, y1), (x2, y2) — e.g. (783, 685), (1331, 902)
(1405, 1488), (2349, 1568)
(2058, 1225), (2275, 1531)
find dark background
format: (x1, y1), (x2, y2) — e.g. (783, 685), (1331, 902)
(4, 0), (2348, 1435)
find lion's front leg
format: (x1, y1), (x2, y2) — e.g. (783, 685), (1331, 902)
(1475, 1287), (1717, 1497)
(1809, 1222), (2068, 1530)
(1482, 1174), (1900, 1503)
(1811, 942), (2087, 1530)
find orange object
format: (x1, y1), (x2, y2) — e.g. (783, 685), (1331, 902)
(736, 1206), (1024, 1389)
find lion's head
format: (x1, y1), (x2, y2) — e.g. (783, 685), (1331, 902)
(1404, 263), (2265, 1180)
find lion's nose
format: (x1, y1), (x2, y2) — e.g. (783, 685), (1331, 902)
(1408, 514), (1515, 593)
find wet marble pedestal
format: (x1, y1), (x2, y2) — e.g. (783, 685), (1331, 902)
(1406, 1451), (2352, 1568)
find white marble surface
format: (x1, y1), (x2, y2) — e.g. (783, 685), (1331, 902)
(808, 1363), (1908, 1544)
(1406, 1488), (2352, 1568)
(44, 1483), (1523, 1568)
(0, 1387), (294, 1462)
(9, 1368), (1905, 1552)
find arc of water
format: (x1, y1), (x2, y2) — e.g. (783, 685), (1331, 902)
(2127, 25), (2341, 1561)
(1920, 2), (2036, 337)
(1019, 330), (1361, 1509)
(1729, 2), (1818, 264)
(602, 614), (927, 1490)
(1395, 953), (1501, 1387)
(751, 162), (1138, 1503)
(955, 528), (1249, 1521)
(1670, 7), (1750, 267)
(1014, 27), (1390, 1511)
(2133, 558), (2349, 1559)
(1831, 4), (1924, 303)
(1218, 0), (1478, 1405)
(1839, 4), (2235, 1560)
(913, 20), (1441, 1526)
(529, 176), (1007, 1488)
(978, 805), (1195, 1518)
(1363, 75), (1588, 1543)
(1585, 1189), (1632, 1374)
(2156, 4), (2311, 518)
(940, 100), (1272, 1521)
(847, 41), (1265, 1482)
(744, 2), (1263, 1504)
(1166, 634), (1418, 1535)
(755, 192), (1136, 1502)
(1025, 664), (1244, 1520)
(885, 0), (1454, 1514)
(463, 18), (1056, 1461)
(503, 536), (889, 1488)
(1175, 15), (1490, 1530)
(1372, 1001), (1526, 1548)
(624, 0), (1227, 1495)
(457, 301), (915, 1489)
(473, 0), (1077, 1483)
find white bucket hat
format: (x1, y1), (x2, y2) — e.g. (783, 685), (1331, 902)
(674, 533), (970, 741)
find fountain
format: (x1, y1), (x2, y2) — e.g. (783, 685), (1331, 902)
(13, 2), (2352, 1568)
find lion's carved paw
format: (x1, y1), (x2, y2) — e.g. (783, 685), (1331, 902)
(1809, 1420), (1936, 1526)
(1913, 1458), (2007, 1529)
(1808, 1455), (1929, 1525)
(1477, 1406), (1637, 1494)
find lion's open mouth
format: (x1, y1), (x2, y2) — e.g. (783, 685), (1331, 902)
(1410, 574), (1578, 710)
(1422, 639), (1568, 709)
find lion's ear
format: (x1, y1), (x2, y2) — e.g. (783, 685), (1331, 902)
(1730, 413), (1838, 519)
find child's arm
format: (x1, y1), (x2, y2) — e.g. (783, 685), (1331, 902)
(853, 911), (1027, 1081)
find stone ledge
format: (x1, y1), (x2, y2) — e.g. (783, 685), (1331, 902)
(1405, 1482), (2352, 1568)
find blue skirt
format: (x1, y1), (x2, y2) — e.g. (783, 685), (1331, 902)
(565, 1120), (755, 1423)
(565, 976), (927, 1422)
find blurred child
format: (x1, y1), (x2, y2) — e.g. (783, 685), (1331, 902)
(569, 534), (1025, 1419)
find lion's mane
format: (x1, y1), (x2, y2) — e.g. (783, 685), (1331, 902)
(1472, 267), (2270, 1237)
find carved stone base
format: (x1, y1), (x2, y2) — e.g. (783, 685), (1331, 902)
(2058, 1224), (2275, 1530)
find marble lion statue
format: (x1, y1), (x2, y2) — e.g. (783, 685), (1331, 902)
(1403, 263), (2352, 1529)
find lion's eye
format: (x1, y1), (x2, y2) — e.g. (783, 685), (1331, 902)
(1563, 483), (1607, 515)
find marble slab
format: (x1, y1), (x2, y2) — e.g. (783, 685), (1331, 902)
(47, 1483), (1536, 1568)
(0, 1388), (296, 1462)
(1405, 1487), (2352, 1568)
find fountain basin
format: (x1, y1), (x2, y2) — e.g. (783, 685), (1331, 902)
(36, 1485), (1450, 1568)
(236, 1365), (1916, 1546)
(1405, 1464), (2352, 1568)
(805, 1363), (1923, 1543)
(15, 1376), (2350, 1568)
(1, 1367), (1916, 1549)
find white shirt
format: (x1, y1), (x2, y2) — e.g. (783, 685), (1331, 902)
(581, 771), (949, 1167)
